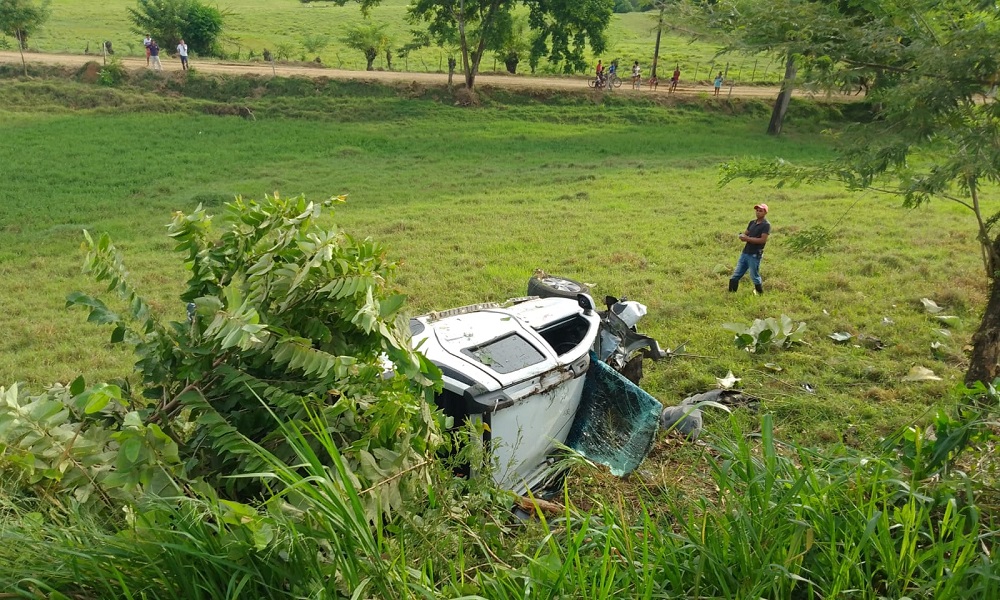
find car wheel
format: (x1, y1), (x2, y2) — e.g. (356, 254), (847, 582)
(527, 274), (591, 299)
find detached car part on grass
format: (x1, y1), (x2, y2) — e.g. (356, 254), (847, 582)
(409, 274), (671, 495)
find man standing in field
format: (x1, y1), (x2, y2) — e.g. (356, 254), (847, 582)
(149, 39), (162, 71)
(143, 34), (152, 66)
(177, 39), (189, 70)
(670, 65), (680, 93)
(729, 204), (770, 295)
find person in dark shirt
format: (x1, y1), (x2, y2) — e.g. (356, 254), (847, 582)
(149, 40), (162, 71)
(729, 203), (771, 295)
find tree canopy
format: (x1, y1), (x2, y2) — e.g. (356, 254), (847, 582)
(341, 20), (391, 70)
(0, 0), (48, 50)
(0, 0), (48, 75)
(127, 0), (224, 56)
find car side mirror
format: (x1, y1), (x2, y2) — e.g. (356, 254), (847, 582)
(577, 293), (596, 315)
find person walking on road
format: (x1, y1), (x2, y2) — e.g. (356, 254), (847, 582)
(149, 39), (162, 71)
(729, 204), (771, 295)
(670, 65), (680, 93)
(143, 34), (152, 66)
(714, 71), (723, 96)
(177, 39), (189, 70)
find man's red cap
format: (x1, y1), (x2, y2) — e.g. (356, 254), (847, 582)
(754, 203), (768, 213)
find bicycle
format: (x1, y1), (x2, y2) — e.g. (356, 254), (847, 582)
(587, 73), (621, 90)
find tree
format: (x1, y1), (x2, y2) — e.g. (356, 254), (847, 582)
(181, 0), (223, 56)
(704, 0), (865, 135)
(0, 0), (49, 75)
(721, 0), (1000, 385)
(321, 0), (613, 92)
(128, 0), (224, 57)
(342, 20), (391, 70)
(643, 0), (679, 81)
(493, 13), (529, 74)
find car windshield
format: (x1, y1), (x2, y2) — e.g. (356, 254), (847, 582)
(462, 334), (545, 374)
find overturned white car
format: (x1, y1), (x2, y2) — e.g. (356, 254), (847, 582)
(409, 275), (670, 495)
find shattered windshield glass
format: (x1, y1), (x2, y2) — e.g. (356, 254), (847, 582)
(462, 334), (545, 374)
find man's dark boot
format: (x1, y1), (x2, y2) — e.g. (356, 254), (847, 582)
(728, 279), (739, 293)
(754, 283), (763, 295)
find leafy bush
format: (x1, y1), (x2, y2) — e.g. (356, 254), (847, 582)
(613, 0), (641, 13)
(300, 33), (330, 55)
(273, 41), (295, 61)
(0, 380), (185, 506)
(97, 56), (127, 86)
(0, 194), (443, 521)
(128, 0), (225, 57)
(723, 314), (807, 353)
(182, 0), (223, 56)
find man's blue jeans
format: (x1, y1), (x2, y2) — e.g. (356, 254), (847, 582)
(731, 252), (763, 286)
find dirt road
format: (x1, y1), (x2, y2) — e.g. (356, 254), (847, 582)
(0, 50), (793, 99)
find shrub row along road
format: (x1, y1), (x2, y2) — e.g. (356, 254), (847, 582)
(0, 50), (800, 99)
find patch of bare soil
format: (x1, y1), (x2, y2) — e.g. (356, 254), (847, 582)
(76, 60), (101, 84)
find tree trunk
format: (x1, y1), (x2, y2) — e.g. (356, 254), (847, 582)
(767, 54), (796, 136)
(15, 29), (26, 77)
(651, 6), (664, 80)
(456, 0), (502, 92)
(365, 49), (376, 71)
(966, 227), (1000, 385)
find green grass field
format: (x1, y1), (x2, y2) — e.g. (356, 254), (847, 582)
(0, 70), (991, 451)
(14, 0), (785, 81)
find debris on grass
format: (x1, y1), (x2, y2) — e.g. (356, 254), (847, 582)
(903, 366), (942, 381)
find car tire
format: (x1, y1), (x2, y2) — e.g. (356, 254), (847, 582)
(527, 274), (591, 299)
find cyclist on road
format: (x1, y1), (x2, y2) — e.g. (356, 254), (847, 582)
(594, 60), (606, 88)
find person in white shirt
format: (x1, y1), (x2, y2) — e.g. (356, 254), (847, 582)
(177, 39), (189, 70)
(143, 35), (152, 66)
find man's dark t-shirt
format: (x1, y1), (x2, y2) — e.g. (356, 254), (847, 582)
(742, 219), (770, 255)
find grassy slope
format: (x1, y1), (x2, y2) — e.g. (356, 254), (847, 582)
(21, 0), (784, 81)
(0, 73), (991, 450)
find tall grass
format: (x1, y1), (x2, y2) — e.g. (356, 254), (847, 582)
(461, 415), (999, 598)
(4, 410), (995, 599)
